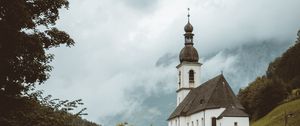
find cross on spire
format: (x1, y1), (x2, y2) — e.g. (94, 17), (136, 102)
(187, 8), (190, 22)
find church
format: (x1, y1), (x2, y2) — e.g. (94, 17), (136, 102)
(167, 13), (250, 126)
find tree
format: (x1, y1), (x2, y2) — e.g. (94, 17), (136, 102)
(0, 0), (95, 125)
(238, 77), (288, 120)
(0, 0), (74, 97)
(0, 0), (73, 109)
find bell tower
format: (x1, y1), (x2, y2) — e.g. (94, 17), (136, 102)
(176, 9), (202, 106)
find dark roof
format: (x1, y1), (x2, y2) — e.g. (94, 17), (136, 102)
(168, 74), (248, 120)
(218, 106), (249, 118)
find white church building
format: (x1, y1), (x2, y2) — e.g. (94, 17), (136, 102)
(167, 13), (250, 126)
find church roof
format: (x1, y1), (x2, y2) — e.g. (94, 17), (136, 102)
(168, 74), (248, 120)
(218, 106), (249, 118)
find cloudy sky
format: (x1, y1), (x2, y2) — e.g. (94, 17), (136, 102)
(38, 0), (300, 125)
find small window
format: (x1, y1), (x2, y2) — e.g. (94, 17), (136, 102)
(234, 122), (238, 126)
(187, 122), (189, 126)
(192, 121), (194, 126)
(189, 70), (194, 83)
(179, 71), (181, 86)
(212, 117), (216, 126)
(200, 99), (204, 104)
(196, 120), (198, 126)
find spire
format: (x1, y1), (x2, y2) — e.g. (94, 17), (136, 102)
(184, 8), (193, 33)
(188, 8), (190, 23)
(179, 8), (199, 63)
(184, 8), (194, 45)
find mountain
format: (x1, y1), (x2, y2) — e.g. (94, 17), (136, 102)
(238, 31), (300, 121)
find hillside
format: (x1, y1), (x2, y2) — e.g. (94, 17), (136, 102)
(251, 99), (300, 126)
(237, 31), (300, 120)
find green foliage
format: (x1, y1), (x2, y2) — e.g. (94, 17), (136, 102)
(238, 77), (287, 120)
(0, 0), (100, 125)
(0, 91), (99, 126)
(0, 0), (74, 96)
(238, 30), (300, 121)
(267, 32), (300, 88)
(252, 99), (300, 126)
(291, 88), (300, 96)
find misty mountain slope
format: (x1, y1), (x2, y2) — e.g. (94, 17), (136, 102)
(102, 40), (293, 126)
(201, 40), (293, 92)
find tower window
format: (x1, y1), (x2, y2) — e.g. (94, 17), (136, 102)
(178, 71), (181, 87)
(189, 70), (194, 83)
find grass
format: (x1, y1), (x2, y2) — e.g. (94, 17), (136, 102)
(251, 99), (300, 126)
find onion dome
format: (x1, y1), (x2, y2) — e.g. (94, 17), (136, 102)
(184, 22), (193, 32)
(179, 45), (199, 62)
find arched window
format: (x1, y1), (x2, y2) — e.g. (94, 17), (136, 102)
(189, 70), (194, 83)
(212, 117), (216, 126)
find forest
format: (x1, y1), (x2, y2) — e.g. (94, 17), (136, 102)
(238, 31), (300, 121)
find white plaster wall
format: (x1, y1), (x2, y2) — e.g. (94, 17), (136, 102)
(203, 108), (226, 126)
(168, 117), (180, 126)
(177, 90), (190, 106)
(176, 63), (201, 105)
(177, 64), (201, 89)
(185, 111), (205, 126)
(168, 108), (226, 126)
(218, 117), (249, 126)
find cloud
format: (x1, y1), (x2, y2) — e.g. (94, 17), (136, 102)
(155, 53), (177, 67)
(121, 0), (158, 12)
(37, 0), (300, 125)
(201, 40), (293, 91)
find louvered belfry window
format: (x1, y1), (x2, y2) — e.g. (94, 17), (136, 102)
(189, 70), (194, 83)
